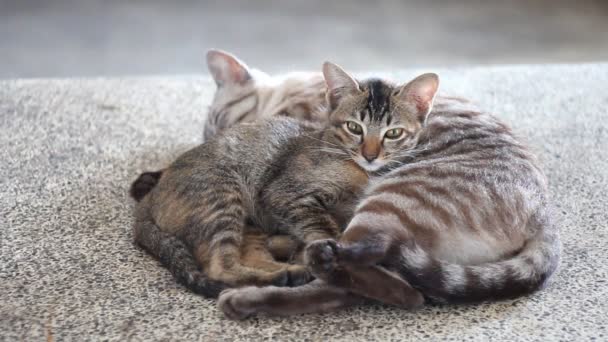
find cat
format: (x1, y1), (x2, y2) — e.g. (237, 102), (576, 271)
(129, 49), (327, 202)
(204, 49), (327, 141)
(217, 63), (561, 319)
(133, 62), (381, 296)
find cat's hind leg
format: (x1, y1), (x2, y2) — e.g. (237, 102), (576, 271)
(218, 279), (363, 320)
(265, 234), (300, 261)
(190, 206), (293, 288)
(133, 202), (227, 298)
(240, 232), (311, 286)
(199, 239), (292, 288)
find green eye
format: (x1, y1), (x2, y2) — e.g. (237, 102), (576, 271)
(345, 121), (363, 135)
(384, 128), (404, 139)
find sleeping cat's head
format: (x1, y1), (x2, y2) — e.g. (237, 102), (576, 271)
(322, 62), (439, 172)
(204, 49), (326, 140)
(205, 49), (268, 140)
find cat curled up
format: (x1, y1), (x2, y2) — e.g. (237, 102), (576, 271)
(130, 49), (326, 201)
(217, 64), (561, 319)
(133, 64), (375, 297)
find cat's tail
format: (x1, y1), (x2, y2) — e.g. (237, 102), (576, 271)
(133, 202), (227, 298)
(129, 170), (164, 202)
(395, 210), (561, 303)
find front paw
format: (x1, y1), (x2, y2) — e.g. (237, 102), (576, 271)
(304, 239), (339, 280)
(218, 287), (259, 320)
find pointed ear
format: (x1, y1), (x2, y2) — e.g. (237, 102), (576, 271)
(206, 49), (252, 87)
(397, 73), (439, 122)
(322, 62), (360, 109)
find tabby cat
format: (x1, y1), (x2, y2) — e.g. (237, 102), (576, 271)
(204, 49), (327, 140)
(217, 63), (561, 319)
(129, 49), (327, 202)
(133, 62), (381, 296)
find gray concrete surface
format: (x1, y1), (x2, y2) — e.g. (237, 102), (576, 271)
(1, 64), (607, 340)
(2, 0), (608, 78)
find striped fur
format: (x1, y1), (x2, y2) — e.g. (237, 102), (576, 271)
(218, 64), (561, 319)
(133, 116), (369, 297)
(134, 198), (226, 297)
(345, 96), (561, 303)
(129, 50), (327, 202)
(203, 49), (327, 141)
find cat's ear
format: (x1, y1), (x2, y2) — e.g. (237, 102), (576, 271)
(323, 62), (360, 109)
(206, 49), (252, 87)
(397, 73), (439, 122)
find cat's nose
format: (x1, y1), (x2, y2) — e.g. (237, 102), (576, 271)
(363, 152), (378, 163)
(361, 140), (380, 163)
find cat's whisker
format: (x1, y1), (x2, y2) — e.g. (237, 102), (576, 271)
(316, 148), (346, 155)
(313, 147), (352, 158)
(302, 133), (342, 148)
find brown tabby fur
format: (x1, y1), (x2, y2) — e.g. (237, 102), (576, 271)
(133, 116), (369, 297)
(217, 63), (560, 319)
(130, 49), (327, 202)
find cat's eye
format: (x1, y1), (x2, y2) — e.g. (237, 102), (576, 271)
(345, 121), (363, 135)
(384, 128), (405, 140)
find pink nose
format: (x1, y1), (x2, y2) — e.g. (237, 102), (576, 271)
(361, 139), (380, 163)
(363, 152), (378, 162)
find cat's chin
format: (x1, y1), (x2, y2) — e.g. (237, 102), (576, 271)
(355, 158), (385, 172)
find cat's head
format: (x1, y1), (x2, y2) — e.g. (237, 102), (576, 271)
(204, 49), (268, 140)
(322, 62), (439, 172)
(204, 49), (326, 140)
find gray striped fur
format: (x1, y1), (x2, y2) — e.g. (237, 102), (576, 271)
(217, 64), (561, 319)
(204, 49), (327, 141)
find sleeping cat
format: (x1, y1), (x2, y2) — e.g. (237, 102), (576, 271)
(204, 49), (327, 140)
(217, 63), (561, 319)
(129, 49), (326, 202)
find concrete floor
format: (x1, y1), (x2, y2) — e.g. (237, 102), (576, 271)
(1, 0), (608, 78)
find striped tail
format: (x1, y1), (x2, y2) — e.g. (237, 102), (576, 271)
(133, 204), (227, 298)
(394, 212), (561, 303)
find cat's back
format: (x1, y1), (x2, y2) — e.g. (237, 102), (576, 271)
(409, 96), (545, 187)
(204, 70), (326, 140)
(161, 117), (319, 189)
(381, 96), (546, 202)
(363, 96), (548, 262)
(254, 71), (326, 122)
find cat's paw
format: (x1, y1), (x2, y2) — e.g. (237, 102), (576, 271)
(305, 239), (339, 280)
(218, 287), (260, 320)
(286, 265), (313, 286)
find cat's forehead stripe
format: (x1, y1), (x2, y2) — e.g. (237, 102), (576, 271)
(362, 79), (392, 123)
